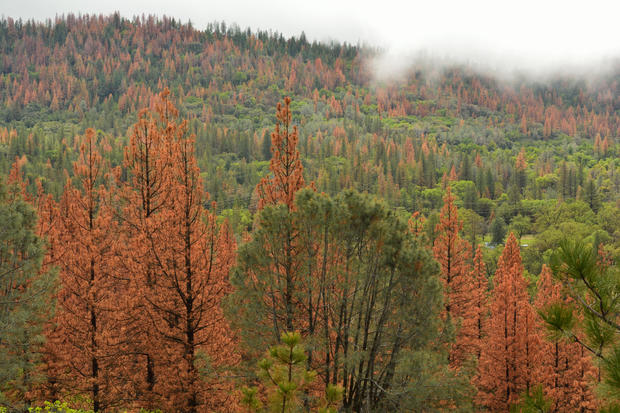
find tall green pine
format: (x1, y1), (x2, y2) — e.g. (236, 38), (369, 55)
(0, 177), (56, 409)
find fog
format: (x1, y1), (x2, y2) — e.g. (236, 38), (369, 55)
(3, 0), (619, 81)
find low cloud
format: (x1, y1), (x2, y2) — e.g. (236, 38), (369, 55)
(357, 0), (620, 83)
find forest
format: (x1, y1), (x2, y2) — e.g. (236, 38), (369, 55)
(0, 13), (619, 412)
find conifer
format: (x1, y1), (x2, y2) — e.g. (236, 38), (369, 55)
(477, 233), (544, 411)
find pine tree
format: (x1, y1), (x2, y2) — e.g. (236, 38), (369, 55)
(462, 246), (488, 360)
(582, 178), (601, 212)
(558, 162), (568, 199)
(119, 89), (178, 408)
(460, 153), (472, 181)
(0, 175), (56, 410)
(8, 164), (65, 404)
(477, 233), (544, 411)
(241, 332), (343, 413)
(257, 96), (305, 211)
(535, 265), (597, 412)
(261, 130), (271, 161)
(490, 217), (507, 245)
(121, 89), (238, 412)
(47, 128), (125, 411)
(432, 187), (474, 366)
(542, 240), (620, 408)
(230, 189), (466, 411)
(143, 113), (238, 412)
(485, 168), (495, 199)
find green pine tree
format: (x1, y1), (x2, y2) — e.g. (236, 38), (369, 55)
(490, 217), (507, 245)
(0, 177), (57, 409)
(541, 239), (620, 409)
(229, 189), (471, 411)
(241, 331), (343, 413)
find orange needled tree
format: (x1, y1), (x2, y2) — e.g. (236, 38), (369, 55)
(461, 246), (488, 361)
(47, 128), (126, 411)
(256, 96), (305, 211)
(432, 187), (475, 367)
(121, 89), (238, 412)
(477, 233), (544, 411)
(119, 90), (177, 408)
(535, 265), (598, 412)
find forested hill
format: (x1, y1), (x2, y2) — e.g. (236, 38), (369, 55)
(0, 13), (619, 268)
(2, 13), (620, 412)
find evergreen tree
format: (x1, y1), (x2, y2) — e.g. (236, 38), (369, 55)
(241, 332), (343, 413)
(261, 130), (272, 161)
(485, 168), (495, 199)
(46, 128), (126, 411)
(464, 246), (488, 360)
(477, 233), (544, 411)
(490, 217), (507, 245)
(582, 178), (601, 212)
(542, 239), (620, 407)
(460, 153), (472, 181)
(559, 163), (569, 199)
(121, 90), (238, 412)
(119, 89), (179, 409)
(257, 96), (306, 211)
(230, 189), (468, 411)
(433, 187), (474, 367)
(0, 175), (56, 409)
(535, 265), (598, 412)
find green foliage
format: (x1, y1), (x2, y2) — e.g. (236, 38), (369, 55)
(27, 401), (93, 413)
(0, 179), (57, 409)
(241, 332), (343, 413)
(490, 217), (507, 245)
(220, 207), (253, 234)
(600, 403), (620, 413)
(509, 214), (531, 241)
(0, 14), (619, 412)
(241, 387), (262, 411)
(392, 350), (474, 412)
(510, 385), (552, 413)
(601, 345), (620, 400)
(538, 302), (576, 341)
(231, 189), (469, 411)
(543, 239), (620, 402)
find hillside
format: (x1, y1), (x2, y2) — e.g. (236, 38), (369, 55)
(0, 13), (619, 412)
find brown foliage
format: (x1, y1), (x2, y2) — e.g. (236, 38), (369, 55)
(119, 89), (239, 412)
(256, 96), (305, 210)
(477, 233), (544, 411)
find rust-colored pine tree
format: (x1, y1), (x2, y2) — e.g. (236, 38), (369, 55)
(433, 187), (474, 366)
(461, 246), (488, 360)
(47, 128), (126, 411)
(143, 116), (238, 412)
(408, 211), (426, 240)
(515, 148), (527, 171)
(121, 89), (238, 412)
(521, 114), (528, 135)
(256, 96), (305, 210)
(477, 233), (544, 411)
(535, 265), (598, 412)
(118, 89), (178, 408)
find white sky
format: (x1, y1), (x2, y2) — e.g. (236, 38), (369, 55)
(2, 0), (619, 77)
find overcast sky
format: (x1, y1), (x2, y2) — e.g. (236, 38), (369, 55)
(3, 0), (619, 77)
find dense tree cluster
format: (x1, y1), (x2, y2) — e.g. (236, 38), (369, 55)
(0, 13), (619, 413)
